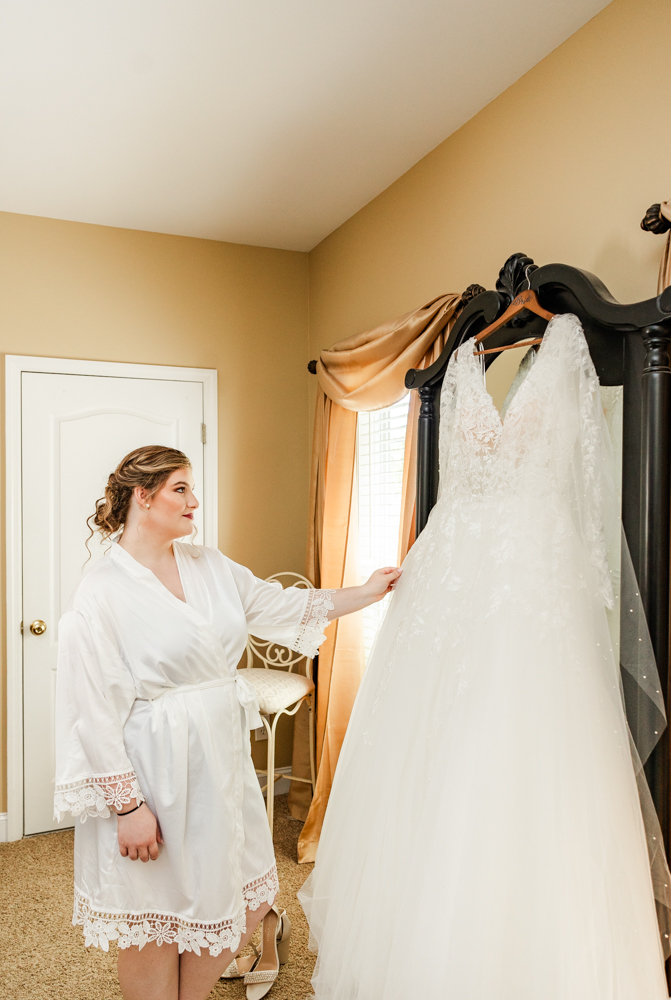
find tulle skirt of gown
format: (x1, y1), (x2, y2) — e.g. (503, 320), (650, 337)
(299, 496), (669, 1000)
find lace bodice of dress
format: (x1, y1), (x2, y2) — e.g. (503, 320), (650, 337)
(500, 345), (536, 421)
(436, 313), (613, 606)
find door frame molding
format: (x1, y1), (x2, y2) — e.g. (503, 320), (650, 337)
(5, 355), (218, 841)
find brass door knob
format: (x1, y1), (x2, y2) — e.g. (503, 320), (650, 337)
(29, 620), (47, 636)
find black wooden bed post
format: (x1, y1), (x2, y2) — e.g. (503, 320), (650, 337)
(640, 318), (671, 845)
(416, 385), (440, 531)
(411, 281), (489, 535)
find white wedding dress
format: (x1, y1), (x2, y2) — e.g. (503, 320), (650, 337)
(300, 314), (669, 999)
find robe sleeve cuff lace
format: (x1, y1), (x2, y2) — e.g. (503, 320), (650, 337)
(293, 589), (335, 659)
(54, 771), (145, 823)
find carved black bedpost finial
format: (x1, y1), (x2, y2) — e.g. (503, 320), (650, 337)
(640, 322), (671, 852)
(495, 254), (539, 327)
(460, 283), (487, 307)
(495, 254), (538, 305)
(640, 203), (671, 235)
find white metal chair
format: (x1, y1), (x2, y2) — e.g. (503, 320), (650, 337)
(239, 572), (317, 836)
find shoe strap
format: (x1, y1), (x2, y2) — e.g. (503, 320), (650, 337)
(244, 970), (278, 984)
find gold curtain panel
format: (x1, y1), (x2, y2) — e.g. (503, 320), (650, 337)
(291, 292), (462, 862)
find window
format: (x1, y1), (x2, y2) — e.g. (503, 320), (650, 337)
(356, 395), (410, 660)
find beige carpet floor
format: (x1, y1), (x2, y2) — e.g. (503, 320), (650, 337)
(0, 796), (315, 1000)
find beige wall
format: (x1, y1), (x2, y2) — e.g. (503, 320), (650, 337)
(0, 211), (310, 808)
(308, 0), (670, 374)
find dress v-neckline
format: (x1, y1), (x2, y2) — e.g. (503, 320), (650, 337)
(110, 540), (200, 617)
(463, 313), (557, 431)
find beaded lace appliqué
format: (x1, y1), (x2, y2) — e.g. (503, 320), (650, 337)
(385, 312), (615, 679)
(435, 315), (613, 606)
(54, 771), (145, 823)
(294, 589), (335, 659)
(73, 866), (279, 955)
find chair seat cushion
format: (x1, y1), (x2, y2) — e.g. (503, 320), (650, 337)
(237, 667), (314, 716)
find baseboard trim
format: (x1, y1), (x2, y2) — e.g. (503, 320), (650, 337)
(0, 813), (8, 842)
(258, 766), (292, 797)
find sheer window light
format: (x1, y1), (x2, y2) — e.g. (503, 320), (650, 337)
(356, 395), (410, 660)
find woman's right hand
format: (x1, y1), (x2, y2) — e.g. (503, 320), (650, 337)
(116, 802), (163, 862)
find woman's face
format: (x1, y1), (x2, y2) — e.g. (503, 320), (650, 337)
(138, 467), (199, 541)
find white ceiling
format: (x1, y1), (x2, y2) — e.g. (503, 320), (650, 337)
(0, 0), (610, 252)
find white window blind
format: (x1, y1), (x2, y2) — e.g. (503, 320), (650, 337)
(356, 395), (410, 660)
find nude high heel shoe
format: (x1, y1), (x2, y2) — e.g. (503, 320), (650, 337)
(221, 943), (259, 979)
(244, 904), (291, 999)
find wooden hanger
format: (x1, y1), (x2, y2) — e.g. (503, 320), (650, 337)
(474, 337), (543, 357)
(473, 289), (554, 353)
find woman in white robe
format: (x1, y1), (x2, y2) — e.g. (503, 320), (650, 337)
(54, 445), (400, 1000)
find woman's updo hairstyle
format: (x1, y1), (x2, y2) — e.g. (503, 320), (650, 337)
(88, 445), (192, 542)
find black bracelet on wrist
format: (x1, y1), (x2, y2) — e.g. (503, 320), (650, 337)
(117, 803), (143, 817)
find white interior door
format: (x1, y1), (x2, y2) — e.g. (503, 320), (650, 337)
(21, 370), (208, 836)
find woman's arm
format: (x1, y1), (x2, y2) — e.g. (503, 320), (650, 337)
(225, 555), (403, 661)
(54, 611), (144, 823)
(327, 566), (402, 620)
(55, 610), (163, 860)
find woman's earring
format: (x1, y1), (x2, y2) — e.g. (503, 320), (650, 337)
(145, 503), (150, 508)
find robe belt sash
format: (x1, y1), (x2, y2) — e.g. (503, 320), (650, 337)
(139, 674), (264, 730)
(136, 671), (255, 921)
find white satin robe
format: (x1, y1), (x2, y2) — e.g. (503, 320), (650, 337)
(54, 541), (331, 955)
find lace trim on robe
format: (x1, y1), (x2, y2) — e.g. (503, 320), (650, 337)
(72, 865), (279, 955)
(54, 771), (145, 823)
(294, 589), (335, 659)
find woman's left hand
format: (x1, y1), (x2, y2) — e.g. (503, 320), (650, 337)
(362, 566), (403, 603)
(326, 566), (403, 620)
